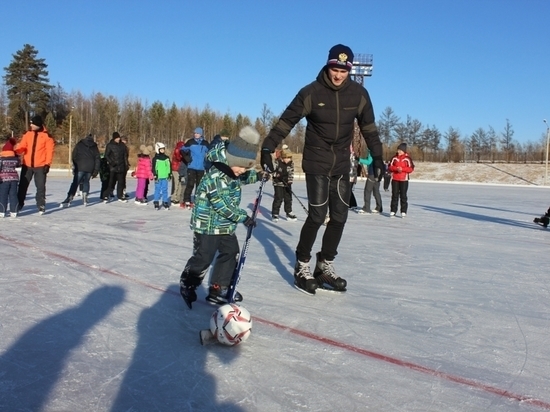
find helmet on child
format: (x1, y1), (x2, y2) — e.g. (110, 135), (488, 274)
(155, 142), (166, 153)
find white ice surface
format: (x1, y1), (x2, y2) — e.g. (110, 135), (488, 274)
(1, 176), (549, 411)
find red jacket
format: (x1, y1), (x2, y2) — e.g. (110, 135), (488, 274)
(388, 152), (414, 181)
(171, 141), (185, 171)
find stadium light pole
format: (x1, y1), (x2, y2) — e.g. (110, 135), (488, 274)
(545, 119), (550, 185)
(68, 107), (75, 175)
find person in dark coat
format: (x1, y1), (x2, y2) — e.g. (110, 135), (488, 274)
(102, 132), (129, 202)
(61, 134), (100, 206)
(261, 44), (384, 295)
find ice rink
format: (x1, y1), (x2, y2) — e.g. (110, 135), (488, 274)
(1, 176), (549, 411)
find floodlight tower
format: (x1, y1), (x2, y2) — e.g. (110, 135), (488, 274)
(350, 53), (373, 157)
(350, 53), (373, 85)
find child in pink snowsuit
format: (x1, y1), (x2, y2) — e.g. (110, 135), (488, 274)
(133, 145), (154, 204)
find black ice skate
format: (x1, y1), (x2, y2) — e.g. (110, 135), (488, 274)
(60, 195), (73, 207)
(180, 278), (197, 309)
(534, 216), (549, 228)
(153, 201), (160, 210)
(205, 283), (243, 305)
(313, 252), (347, 292)
(294, 259), (318, 295)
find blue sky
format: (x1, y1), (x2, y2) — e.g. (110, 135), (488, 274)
(1, 0), (549, 144)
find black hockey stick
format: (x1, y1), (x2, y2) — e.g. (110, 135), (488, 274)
(226, 174), (268, 303)
(281, 180), (309, 216)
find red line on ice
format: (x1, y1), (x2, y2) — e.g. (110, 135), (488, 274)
(3, 233), (548, 410)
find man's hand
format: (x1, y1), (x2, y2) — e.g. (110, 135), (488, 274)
(372, 156), (385, 182)
(43, 165), (50, 174)
(260, 148), (274, 173)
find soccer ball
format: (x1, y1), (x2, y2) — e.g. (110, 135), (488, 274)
(210, 303), (252, 346)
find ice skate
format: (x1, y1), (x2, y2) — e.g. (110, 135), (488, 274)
(294, 258), (318, 295)
(60, 195), (73, 207)
(205, 283), (243, 305)
(313, 252), (347, 292)
(180, 278), (197, 309)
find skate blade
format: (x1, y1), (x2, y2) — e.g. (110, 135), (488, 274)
(317, 286), (347, 293)
(293, 284), (316, 296)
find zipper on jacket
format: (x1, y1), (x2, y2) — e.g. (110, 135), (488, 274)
(328, 91), (340, 176)
(31, 132), (38, 168)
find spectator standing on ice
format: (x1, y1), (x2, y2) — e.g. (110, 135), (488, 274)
(170, 138), (186, 205)
(61, 133), (100, 207)
(358, 150), (383, 214)
(0, 137), (21, 217)
(181, 127), (209, 209)
(261, 44), (384, 295)
(388, 143), (414, 218)
(102, 132), (129, 203)
(152, 142), (171, 210)
(15, 115), (55, 215)
(132, 145), (154, 205)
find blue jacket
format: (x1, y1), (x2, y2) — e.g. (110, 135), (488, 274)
(181, 137), (209, 171)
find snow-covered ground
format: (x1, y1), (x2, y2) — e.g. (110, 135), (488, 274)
(1, 176), (549, 411)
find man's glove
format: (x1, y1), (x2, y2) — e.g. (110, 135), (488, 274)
(260, 148), (274, 173)
(43, 165), (50, 174)
(372, 156), (385, 182)
(243, 216), (256, 228)
(92, 170), (99, 179)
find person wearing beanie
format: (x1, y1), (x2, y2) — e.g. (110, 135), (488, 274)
(388, 142), (414, 218)
(14, 115), (55, 215)
(0, 136), (22, 217)
(260, 44), (384, 295)
(179, 126), (261, 308)
(102, 131), (129, 203)
(61, 133), (101, 207)
(271, 149), (296, 222)
(181, 126), (209, 209)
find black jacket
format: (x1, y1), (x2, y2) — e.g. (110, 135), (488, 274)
(104, 139), (129, 173)
(72, 135), (100, 173)
(263, 67), (382, 175)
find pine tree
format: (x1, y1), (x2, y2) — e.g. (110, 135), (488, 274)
(3, 44), (52, 134)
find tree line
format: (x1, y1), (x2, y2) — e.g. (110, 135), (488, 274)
(1, 44), (546, 164)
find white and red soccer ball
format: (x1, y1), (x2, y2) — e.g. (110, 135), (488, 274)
(210, 303), (252, 346)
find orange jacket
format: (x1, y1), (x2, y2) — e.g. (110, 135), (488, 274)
(15, 127), (55, 168)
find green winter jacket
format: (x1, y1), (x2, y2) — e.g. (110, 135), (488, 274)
(190, 141), (259, 235)
(152, 153), (171, 179)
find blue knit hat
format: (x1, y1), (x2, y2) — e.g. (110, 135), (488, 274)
(226, 126), (260, 168)
(194, 127), (203, 135)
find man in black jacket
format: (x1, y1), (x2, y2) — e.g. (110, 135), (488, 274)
(102, 132), (129, 202)
(261, 44), (385, 295)
(61, 134), (101, 206)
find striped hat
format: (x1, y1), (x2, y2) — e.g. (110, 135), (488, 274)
(327, 44), (354, 71)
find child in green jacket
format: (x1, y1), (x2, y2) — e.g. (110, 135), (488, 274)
(179, 126), (261, 307)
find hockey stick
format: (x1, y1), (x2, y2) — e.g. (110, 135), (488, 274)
(281, 180), (309, 216)
(225, 173), (268, 303)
